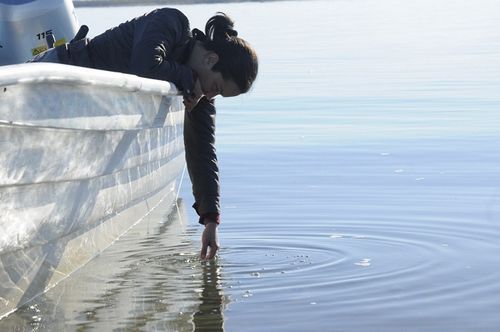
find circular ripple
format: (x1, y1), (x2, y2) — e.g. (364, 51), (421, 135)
(221, 221), (500, 315)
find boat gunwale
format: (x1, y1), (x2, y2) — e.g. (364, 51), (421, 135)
(0, 62), (180, 96)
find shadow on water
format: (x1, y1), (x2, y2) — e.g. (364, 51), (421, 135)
(0, 198), (227, 331)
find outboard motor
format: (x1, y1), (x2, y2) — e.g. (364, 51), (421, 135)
(0, 0), (78, 65)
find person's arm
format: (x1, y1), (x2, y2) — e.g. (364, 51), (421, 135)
(129, 8), (195, 94)
(184, 97), (221, 259)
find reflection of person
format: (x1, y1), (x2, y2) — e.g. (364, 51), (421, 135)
(193, 260), (225, 331)
(30, 8), (259, 260)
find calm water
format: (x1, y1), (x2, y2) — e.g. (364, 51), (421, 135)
(2, 0), (500, 330)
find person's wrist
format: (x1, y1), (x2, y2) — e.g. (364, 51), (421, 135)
(204, 220), (218, 228)
(201, 213), (220, 226)
(183, 70), (198, 98)
(203, 217), (218, 226)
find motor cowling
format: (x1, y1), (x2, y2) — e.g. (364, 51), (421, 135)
(0, 0), (78, 65)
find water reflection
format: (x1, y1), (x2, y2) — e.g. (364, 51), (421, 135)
(193, 260), (225, 332)
(0, 198), (227, 331)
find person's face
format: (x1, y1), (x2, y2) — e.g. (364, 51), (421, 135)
(198, 51), (241, 99)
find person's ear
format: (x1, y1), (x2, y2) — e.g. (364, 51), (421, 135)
(205, 52), (219, 69)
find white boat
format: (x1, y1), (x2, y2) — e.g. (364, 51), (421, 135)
(0, 51), (184, 319)
(0, 0), (186, 318)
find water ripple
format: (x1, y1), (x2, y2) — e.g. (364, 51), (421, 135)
(222, 218), (500, 326)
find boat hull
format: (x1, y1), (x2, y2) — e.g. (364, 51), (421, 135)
(0, 63), (185, 318)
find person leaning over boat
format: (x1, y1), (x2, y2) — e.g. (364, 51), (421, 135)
(30, 8), (259, 260)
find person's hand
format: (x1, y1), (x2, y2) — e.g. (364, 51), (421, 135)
(200, 221), (219, 260)
(183, 78), (203, 112)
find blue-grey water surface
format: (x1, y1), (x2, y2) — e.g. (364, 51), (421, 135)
(2, 0), (500, 331)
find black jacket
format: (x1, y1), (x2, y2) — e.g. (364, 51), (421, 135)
(55, 8), (221, 222)
(58, 8), (195, 94)
(89, 8), (195, 93)
(184, 98), (221, 224)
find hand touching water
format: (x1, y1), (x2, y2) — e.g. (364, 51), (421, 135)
(200, 221), (219, 260)
(183, 78), (203, 112)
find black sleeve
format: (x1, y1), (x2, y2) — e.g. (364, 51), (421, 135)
(184, 97), (221, 222)
(130, 8), (194, 93)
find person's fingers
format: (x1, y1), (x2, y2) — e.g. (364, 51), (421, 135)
(200, 237), (208, 260)
(183, 95), (201, 113)
(200, 247), (208, 260)
(183, 100), (195, 112)
(206, 243), (219, 260)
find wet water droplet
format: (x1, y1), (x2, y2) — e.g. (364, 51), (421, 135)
(355, 258), (371, 267)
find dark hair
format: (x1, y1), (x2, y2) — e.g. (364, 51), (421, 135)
(193, 13), (258, 94)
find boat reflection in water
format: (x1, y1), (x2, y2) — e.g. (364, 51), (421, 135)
(0, 199), (226, 331)
(0, 62), (186, 319)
